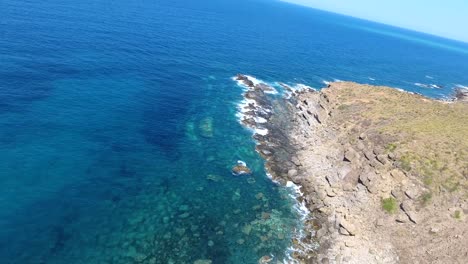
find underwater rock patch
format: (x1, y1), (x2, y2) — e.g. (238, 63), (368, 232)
(199, 117), (214, 138)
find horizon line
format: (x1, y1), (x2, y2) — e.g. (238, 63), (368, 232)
(278, 0), (468, 45)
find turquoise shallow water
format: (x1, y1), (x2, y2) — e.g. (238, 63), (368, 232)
(1, 0), (468, 263)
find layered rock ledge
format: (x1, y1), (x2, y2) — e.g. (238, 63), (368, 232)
(235, 75), (468, 264)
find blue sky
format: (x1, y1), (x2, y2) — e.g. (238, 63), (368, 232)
(282, 0), (468, 43)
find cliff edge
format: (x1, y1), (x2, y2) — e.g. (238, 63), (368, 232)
(288, 82), (468, 263)
(235, 74), (468, 263)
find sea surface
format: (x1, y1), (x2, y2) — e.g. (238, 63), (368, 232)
(1, 0), (468, 263)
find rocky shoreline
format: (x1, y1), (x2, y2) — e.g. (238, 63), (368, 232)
(235, 74), (468, 264)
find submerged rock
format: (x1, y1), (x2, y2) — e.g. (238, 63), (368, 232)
(232, 189), (241, 201)
(199, 117), (214, 138)
(194, 260), (212, 264)
(206, 174), (222, 182)
(242, 224), (252, 235)
(179, 212), (190, 219)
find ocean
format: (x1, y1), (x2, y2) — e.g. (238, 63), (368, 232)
(1, 0), (467, 263)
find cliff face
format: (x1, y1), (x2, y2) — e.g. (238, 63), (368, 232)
(288, 82), (467, 263)
(235, 74), (468, 263)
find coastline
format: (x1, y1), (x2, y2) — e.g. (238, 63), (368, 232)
(234, 75), (468, 263)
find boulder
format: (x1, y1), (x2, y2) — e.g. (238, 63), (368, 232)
(363, 149), (375, 161)
(356, 141), (366, 150)
(314, 108), (328, 124)
(288, 169), (298, 177)
(390, 169), (406, 182)
(260, 149), (272, 156)
(376, 154), (388, 165)
(359, 170), (378, 193)
(391, 189), (405, 200)
(404, 186), (419, 200)
(343, 169), (360, 185)
(339, 227), (351, 236)
(373, 147), (385, 156)
(339, 219), (357, 236)
(232, 161), (252, 176)
(395, 213), (408, 223)
(401, 201), (419, 224)
(291, 156), (302, 166)
(344, 147), (361, 163)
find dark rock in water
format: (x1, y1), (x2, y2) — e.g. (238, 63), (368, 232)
(279, 82), (293, 92)
(236, 74), (255, 87)
(255, 83), (276, 93)
(245, 90), (258, 100)
(244, 79), (254, 87)
(242, 117), (256, 127)
(232, 162), (252, 176)
(253, 133), (268, 142)
(235, 73), (247, 81)
(257, 145), (273, 157)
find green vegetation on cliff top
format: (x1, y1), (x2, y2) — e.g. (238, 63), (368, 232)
(326, 82), (468, 196)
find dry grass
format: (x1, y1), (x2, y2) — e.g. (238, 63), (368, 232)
(325, 82), (468, 196)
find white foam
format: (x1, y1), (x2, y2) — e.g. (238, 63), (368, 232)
(233, 75), (279, 95)
(236, 101), (272, 125)
(396, 88), (416, 95)
(237, 160), (247, 167)
(233, 76), (316, 263)
(414, 82), (429, 88)
(243, 75), (263, 86)
(265, 172), (282, 185)
(286, 181), (301, 193)
(368, 77), (376, 81)
(456, 84), (468, 89)
(284, 181), (316, 263)
(425, 75), (434, 79)
(254, 116), (267, 124)
(236, 98), (258, 121)
(286, 181), (311, 219)
(322, 79), (342, 85)
(275, 82), (292, 89)
(232, 78), (249, 90)
(293, 83), (316, 91)
(254, 127), (268, 136)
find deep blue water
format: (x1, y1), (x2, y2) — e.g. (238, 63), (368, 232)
(1, 0), (468, 263)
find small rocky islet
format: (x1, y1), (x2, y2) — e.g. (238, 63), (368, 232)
(234, 74), (468, 263)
